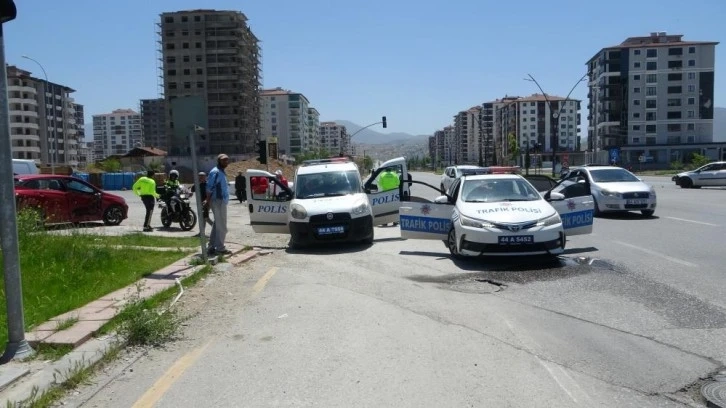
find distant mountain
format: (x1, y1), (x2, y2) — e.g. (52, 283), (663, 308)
(333, 120), (428, 144)
(714, 107), (726, 142)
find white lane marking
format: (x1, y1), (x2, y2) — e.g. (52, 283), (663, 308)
(503, 319), (592, 405)
(613, 241), (698, 268)
(665, 216), (719, 227)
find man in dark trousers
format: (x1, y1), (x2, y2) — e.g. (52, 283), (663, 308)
(191, 171), (213, 228)
(132, 170), (160, 232)
(235, 171), (246, 203)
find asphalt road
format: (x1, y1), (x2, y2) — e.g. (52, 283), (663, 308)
(59, 172), (726, 407)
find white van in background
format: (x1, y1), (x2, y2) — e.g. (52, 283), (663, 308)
(12, 159), (40, 175)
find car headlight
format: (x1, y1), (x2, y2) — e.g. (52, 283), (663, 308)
(460, 215), (494, 229)
(537, 213), (561, 227)
(290, 203), (307, 219)
(351, 199), (370, 216)
(600, 189), (621, 198)
(649, 186), (656, 197)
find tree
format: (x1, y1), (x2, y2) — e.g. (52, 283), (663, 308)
(507, 133), (520, 165)
(147, 160), (163, 172)
(101, 158), (122, 172)
(363, 155), (373, 171)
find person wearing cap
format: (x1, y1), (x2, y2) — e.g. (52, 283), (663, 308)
(191, 171), (213, 228)
(205, 154), (231, 255)
(272, 169), (289, 198)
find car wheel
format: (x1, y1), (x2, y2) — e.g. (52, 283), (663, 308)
(641, 209), (655, 217)
(361, 225), (374, 245)
(593, 198), (602, 216)
(680, 177), (693, 189)
(447, 227), (463, 259)
(103, 205), (124, 226)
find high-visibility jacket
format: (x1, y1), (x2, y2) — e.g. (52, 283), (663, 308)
(379, 171), (400, 192)
(133, 176), (160, 198)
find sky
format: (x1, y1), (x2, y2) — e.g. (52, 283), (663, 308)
(3, 0), (725, 138)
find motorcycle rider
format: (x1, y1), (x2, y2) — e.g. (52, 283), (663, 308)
(163, 169), (182, 214)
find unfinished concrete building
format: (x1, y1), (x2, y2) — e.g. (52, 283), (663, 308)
(158, 9), (261, 156)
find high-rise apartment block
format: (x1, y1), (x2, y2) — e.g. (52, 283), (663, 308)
(259, 88), (320, 156)
(92, 109), (143, 159)
(159, 9), (261, 156)
(140, 98), (166, 149)
(587, 32), (718, 152)
(6, 65), (84, 166)
(319, 122), (350, 155)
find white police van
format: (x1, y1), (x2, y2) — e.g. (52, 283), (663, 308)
(246, 157), (411, 248)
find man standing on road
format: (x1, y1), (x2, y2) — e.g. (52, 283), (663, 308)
(132, 170), (160, 232)
(205, 154), (231, 256)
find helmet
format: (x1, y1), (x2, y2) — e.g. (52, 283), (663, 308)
(169, 169), (179, 179)
(198, 171), (206, 176)
(275, 170), (283, 176)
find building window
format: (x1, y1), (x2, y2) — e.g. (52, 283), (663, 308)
(196, 82), (204, 88)
(687, 123), (695, 131)
(667, 123), (681, 132)
(668, 47), (683, 56)
(196, 42), (202, 48)
(181, 16), (188, 22)
(646, 87), (657, 96)
(646, 125), (656, 133)
(196, 68), (203, 75)
(667, 86), (682, 94)
(634, 49), (641, 55)
(646, 112), (656, 121)
(183, 82), (190, 89)
(194, 15), (201, 22)
(688, 72), (696, 80)
(668, 98), (682, 107)
(166, 56), (176, 63)
(687, 97), (695, 105)
(634, 99), (641, 106)
(632, 125), (641, 131)
(165, 43), (175, 50)
(668, 73), (682, 81)
(183, 69), (190, 75)
(687, 110), (695, 118)
(689, 46), (696, 54)
(687, 84), (696, 92)
(688, 59), (696, 67)
(646, 49), (657, 58)
(634, 62), (641, 68)
(667, 111), (681, 119)
(196, 55), (203, 62)
(633, 112), (641, 119)
(633, 87), (641, 93)
(646, 74), (657, 83)
(169, 82), (177, 90)
(646, 99), (657, 109)
(181, 30), (188, 36)
(167, 69), (176, 76)
(633, 137), (641, 143)
(646, 61), (657, 70)
(633, 74), (641, 80)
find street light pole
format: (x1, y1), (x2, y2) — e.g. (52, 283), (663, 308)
(22, 55), (55, 175)
(525, 73), (587, 177)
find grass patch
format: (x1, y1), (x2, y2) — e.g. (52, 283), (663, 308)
(96, 233), (199, 248)
(0, 212), (194, 346)
(54, 317), (78, 332)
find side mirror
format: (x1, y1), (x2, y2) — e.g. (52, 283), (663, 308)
(368, 184), (379, 192)
(434, 195), (449, 204)
(548, 192), (565, 201)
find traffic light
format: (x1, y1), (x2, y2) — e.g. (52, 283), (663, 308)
(0, 0), (17, 23)
(382, 116), (387, 128)
(258, 140), (267, 164)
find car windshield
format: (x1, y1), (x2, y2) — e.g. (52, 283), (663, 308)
(589, 169), (640, 183)
(295, 170), (361, 199)
(461, 178), (541, 203)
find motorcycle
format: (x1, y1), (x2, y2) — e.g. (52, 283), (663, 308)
(158, 185), (197, 231)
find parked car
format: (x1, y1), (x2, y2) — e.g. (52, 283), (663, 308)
(672, 161), (726, 188)
(561, 166), (656, 217)
(440, 165), (488, 193)
(14, 174), (128, 226)
(12, 159), (39, 175)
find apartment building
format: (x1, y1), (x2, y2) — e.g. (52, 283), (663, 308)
(494, 94), (581, 156)
(159, 9), (261, 156)
(453, 107), (482, 164)
(6, 65), (84, 166)
(587, 32), (718, 158)
(259, 88), (319, 156)
(306, 107), (321, 153)
(140, 98), (166, 149)
(319, 122), (350, 155)
(92, 109), (143, 159)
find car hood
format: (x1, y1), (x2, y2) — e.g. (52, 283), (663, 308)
(460, 200), (556, 223)
(294, 194), (367, 215)
(593, 181), (652, 193)
(676, 170), (695, 177)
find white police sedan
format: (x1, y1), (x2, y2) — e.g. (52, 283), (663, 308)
(399, 174), (594, 258)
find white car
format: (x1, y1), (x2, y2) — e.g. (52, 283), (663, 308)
(672, 161), (726, 188)
(399, 174), (595, 258)
(246, 157), (414, 248)
(562, 166), (656, 217)
(440, 165), (487, 193)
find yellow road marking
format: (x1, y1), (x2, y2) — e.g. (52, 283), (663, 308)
(251, 267), (278, 296)
(132, 340), (213, 408)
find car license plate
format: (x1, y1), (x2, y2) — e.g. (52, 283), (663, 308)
(626, 199), (647, 205)
(318, 226), (344, 235)
(498, 235), (534, 245)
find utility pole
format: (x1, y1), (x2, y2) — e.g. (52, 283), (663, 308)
(189, 125), (207, 263)
(0, 0), (34, 362)
(22, 55), (55, 174)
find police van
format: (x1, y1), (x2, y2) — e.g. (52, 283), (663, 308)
(246, 157), (411, 248)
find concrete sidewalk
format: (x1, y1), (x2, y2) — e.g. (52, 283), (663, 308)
(0, 243), (267, 406)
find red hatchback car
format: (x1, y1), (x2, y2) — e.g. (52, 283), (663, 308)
(14, 174), (128, 226)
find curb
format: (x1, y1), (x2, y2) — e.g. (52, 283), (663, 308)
(0, 247), (263, 405)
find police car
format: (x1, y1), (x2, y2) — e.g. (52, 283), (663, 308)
(398, 174), (595, 257)
(246, 157), (412, 248)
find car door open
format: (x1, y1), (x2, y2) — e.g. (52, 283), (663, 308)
(545, 180), (595, 236)
(246, 169), (292, 234)
(363, 157), (409, 226)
